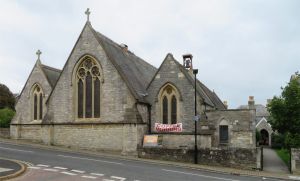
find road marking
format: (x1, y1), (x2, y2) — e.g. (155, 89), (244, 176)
(43, 168), (59, 172)
(162, 169), (240, 181)
(36, 164), (49, 167)
(0, 146), (34, 153)
(71, 169), (85, 173)
(57, 154), (124, 165)
(81, 175), (97, 179)
(289, 176), (300, 180)
(0, 167), (13, 172)
(61, 171), (77, 176)
(54, 166), (68, 170)
(28, 166), (41, 169)
(103, 179), (115, 181)
(111, 176), (126, 180)
(90, 173), (104, 176)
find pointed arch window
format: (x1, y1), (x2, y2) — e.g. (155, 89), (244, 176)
(159, 84), (179, 124)
(32, 85), (44, 121)
(76, 56), (101, 119)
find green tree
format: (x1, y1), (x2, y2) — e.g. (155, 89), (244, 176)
(0, 83), (15, 110)
(268, 74), (300, 147)
(0, 108), (15, 128)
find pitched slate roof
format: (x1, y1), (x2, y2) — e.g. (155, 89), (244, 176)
(40, 64), (61, 88)
(238, 104), (270, 117)
(89, 24), (157, 103)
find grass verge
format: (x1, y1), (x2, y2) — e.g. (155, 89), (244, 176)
(275, 148), (290, 166)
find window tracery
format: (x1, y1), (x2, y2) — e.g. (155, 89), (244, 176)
(76, 56), (101, 119)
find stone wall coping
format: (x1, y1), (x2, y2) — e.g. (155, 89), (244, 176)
(10, 122), (147, 126)
(150, 132), (212, 135)
(206, 109), (251, 112)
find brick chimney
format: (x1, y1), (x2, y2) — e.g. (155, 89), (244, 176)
(120, 43), (128, 52)
(223, 101), (228, 109)
(248, 96), (255, 109)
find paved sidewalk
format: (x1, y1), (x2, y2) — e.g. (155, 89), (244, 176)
(0, 158), (26, 180)
(1, 138), (300, 180)
(263, 147), (289, 173)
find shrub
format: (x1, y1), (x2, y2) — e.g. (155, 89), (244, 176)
(0, 108), (15, 128)
(285, 132), (300, 148)
(271, 133), (285, 149)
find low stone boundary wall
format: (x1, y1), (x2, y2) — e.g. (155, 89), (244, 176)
(0, 128), (10, 138)
(138, 147), (259, 170)
(291, 148), (300, 174)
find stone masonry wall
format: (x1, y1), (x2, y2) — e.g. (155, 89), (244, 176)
(206, 109), (256, 148)
(11, 123), (147, 155)
(138, 147), (258, 170)
(157, 134), (211, 149)
(0, 128), (10, 138)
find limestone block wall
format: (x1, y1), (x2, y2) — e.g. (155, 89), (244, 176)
(206, 109), (256, 148)
(138, 147), (258, 170)
(157, 134), (211, 149)
(0, 128), (10, 138)
(46, 24), (136, 124)
(11, 123), (147, 155)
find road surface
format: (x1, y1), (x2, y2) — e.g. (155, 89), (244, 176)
(0, 141), (276, 181)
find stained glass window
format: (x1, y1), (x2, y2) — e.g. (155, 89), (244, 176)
(160, 84), (179, 124)
(163, 96), (168, 124)
(78, 79), (83, 118)
(76, 56), (101, 119)
(94, 78), (100, 118)
(32, 85), (43, 121)
(39, 93), (43, 120)
(34, 94), (37, 120)
(171, 96), (177, 124)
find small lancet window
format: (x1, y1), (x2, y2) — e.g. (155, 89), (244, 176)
(160, 84), (179, 124)
(220, 125), (229, 144)
(76, 56), (101, 119)
(32, 85), (43, 121)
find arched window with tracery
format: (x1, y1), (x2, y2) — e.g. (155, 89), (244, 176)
(76, 56), (101, 119)
(32, 84), (43, 121)
(159, 84), (180, 124)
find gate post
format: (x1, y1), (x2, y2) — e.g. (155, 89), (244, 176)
(261, 146), (263, 171)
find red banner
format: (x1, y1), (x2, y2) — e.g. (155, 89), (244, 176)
(154, 123), (182, 132)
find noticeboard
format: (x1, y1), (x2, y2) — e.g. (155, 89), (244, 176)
(143, 135), (163, 147)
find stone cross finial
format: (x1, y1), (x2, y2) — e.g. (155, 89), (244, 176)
(85, 8), (91, 22)
(36, 49), (42, 60)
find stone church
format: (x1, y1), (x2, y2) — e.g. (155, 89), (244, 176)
(11, 10), (256, 157)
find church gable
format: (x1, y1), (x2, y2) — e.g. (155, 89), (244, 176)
(45, 22), (146, 123)
(12, 58), (52, 124)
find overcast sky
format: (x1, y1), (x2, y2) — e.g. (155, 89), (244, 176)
(0, 0), (299, 108)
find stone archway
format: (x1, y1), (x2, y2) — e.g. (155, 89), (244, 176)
(260, 129), (269, 146)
